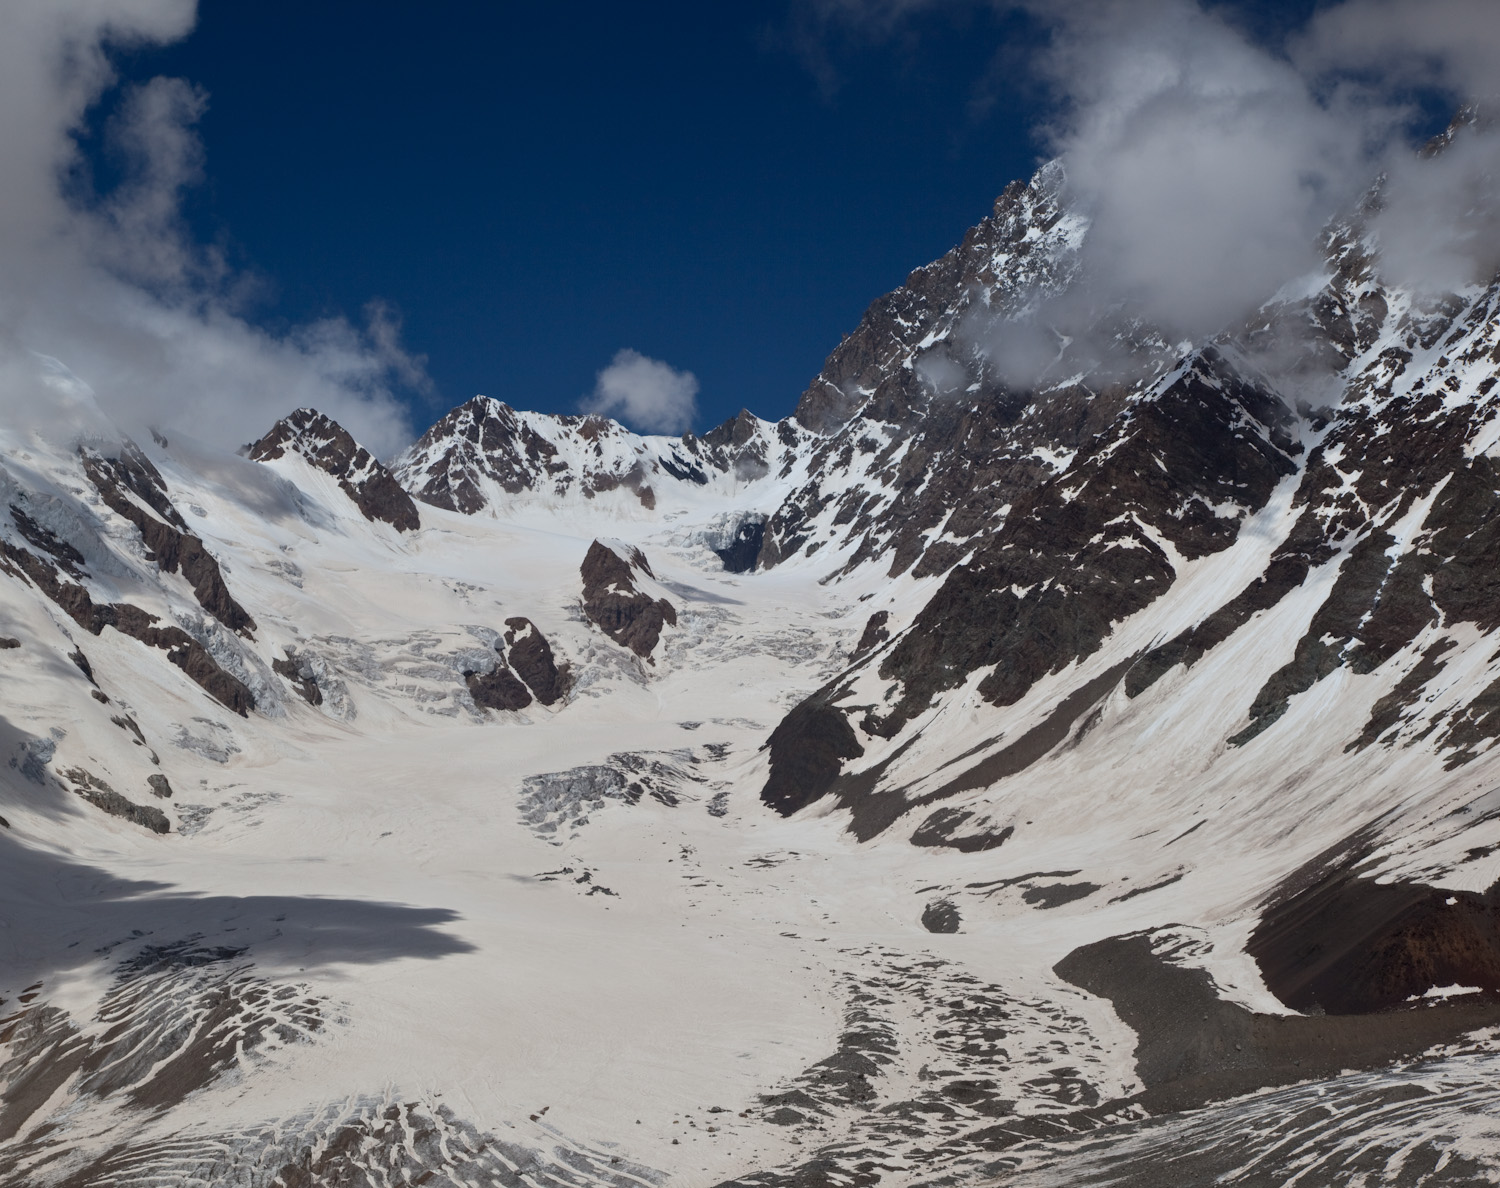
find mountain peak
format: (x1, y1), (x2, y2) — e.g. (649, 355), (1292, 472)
(249, 408), (420, 531)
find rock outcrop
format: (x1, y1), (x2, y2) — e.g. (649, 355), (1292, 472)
(63, 767), (170, 834)
(82, 444), (257, 636)
(502, 617), (567, 706)
(579, 541), (676, 660)
(0, 528), (255, 717)
(393, 397), (790, 517)
(273, 649), (323, 707)
(465, 661), (533, 712)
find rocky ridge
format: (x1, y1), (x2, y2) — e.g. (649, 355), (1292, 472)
(249, 408), (421, 532)
(393, 396), (791, 519)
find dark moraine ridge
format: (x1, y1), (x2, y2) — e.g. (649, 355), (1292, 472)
(1249, 864), (1500, 1015)
(1055, 930), (1500, 1116)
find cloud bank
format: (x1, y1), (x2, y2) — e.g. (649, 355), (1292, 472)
(582, 349), (699, 435)
(0, 0), (427, 457)
(808, 0), (1500, 388)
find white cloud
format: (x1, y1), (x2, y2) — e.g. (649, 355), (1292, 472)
(0, 0), (427, 458)
(1293, 0), (1500, 296)
(1295, 0), (1500, 101)
(1034, 1), (1382, 338)
(807, 0), (1500, 387)
(582, 349), (699, 435)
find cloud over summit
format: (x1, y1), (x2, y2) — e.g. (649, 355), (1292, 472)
(583, 349), (699, 435)
(809, 0), (1500, 388)
(0, 0), (428, 457)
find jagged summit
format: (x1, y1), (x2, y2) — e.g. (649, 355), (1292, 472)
(249, 407), (421, 532)
(392, 394), (792, 518)
(791, 160), (1079, 436)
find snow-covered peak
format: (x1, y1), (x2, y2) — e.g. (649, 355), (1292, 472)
(391, 394), (802, 520)
(249, 407), (420, 532)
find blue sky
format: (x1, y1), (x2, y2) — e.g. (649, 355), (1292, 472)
(93, 3), (1053, 435)
(76, 0), (1460, 444)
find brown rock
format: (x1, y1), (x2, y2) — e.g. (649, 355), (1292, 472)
(0, 540), (254, 717)
(273, 650), (323, 707)
(62, 767), (169, 834)
(80, 445), (256, 637)
(760, 696), (865, 817)
(465, 663), (532, 712)
(249, 408), (420, 532)
(579, 541), (677, 660)
(502, 617), (567, 705)
(851, 610), (890, 657)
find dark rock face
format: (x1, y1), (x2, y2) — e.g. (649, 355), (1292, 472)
(146, 774), (173, 799)
(62, 767), (169, 834)
(9, 505), (86, 577)
(1249, 860), (1500, 1015)
(579, 541), (677, 660)
(693, 408), (781, 481)
(760, 697), (865, 817)
(0, 535), (254, 716)
(746, 152), (1500, 846)
(741, 143), (1500, 843)
(712, 516), (766, 573)
(1225, 447), (1500, 754)
(757, 346), (1301, 836)
(249, 408), (420, 532)
(921, 899), (961, 933)
(792, 173), (1074, 439)
(398, 397), (566, 513)
(273, 650), (323, 707)
(465, 662), (532, 712)
(1101, 202), (1500, 762)
(851, 611), (890, 658)
(393, 397), (787, 517)
(396, 398), (658, 514)
(868, 351), (1297, 737)
(502, 617), (566, 705)
(759, 167), (1101, 579)
(81, 444), (257, 637)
